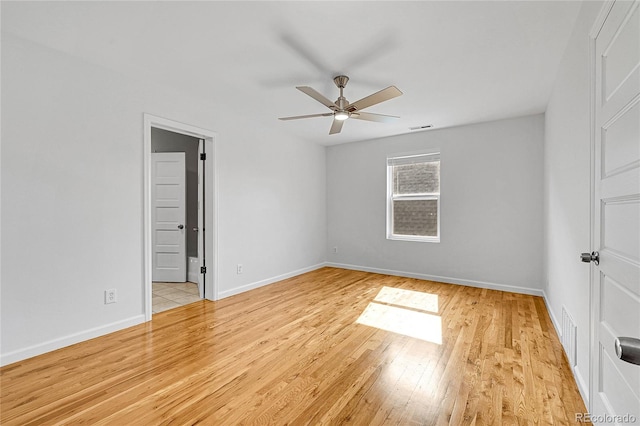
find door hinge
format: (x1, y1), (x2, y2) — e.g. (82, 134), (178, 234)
(200, 266), (207, 274)
(200, 153), (206, 160)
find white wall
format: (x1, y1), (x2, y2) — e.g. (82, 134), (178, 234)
(327, 115), (544, 294)
(543, 0), (604, 403)
(0, 34), (326, 364)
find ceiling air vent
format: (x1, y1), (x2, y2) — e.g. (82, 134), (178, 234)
(409, 125), (433, 131)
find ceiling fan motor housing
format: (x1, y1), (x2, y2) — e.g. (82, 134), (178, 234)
(333, 75), (349, 89)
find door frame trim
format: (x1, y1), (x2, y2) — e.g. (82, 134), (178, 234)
(143, 113), (218, 321)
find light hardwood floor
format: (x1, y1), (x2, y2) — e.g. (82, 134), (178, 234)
(1, 267), (589, 425)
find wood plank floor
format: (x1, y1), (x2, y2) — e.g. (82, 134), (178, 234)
(1, 267), (589, 425)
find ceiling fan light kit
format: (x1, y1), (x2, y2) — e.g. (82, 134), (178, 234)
(334, 111), (350, 121)
(279, 75), (402, 135)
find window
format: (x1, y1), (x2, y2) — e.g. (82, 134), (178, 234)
(387, 153), (440, 242)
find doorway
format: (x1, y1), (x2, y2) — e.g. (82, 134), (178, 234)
(151, 130), (199, 313)
(143, 114), (217, 321)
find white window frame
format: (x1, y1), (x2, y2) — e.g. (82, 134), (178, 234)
(386, 152), (441, 243)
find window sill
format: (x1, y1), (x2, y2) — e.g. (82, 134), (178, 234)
(387, 234), (440, 243)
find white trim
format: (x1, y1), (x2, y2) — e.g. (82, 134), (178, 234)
(146, 115), (217, 141)
(144, 113), (219, 322)
(0, 315), (145, 367)
(587, 2), (613, 413)
(386, 150), (441, 163)
(387, 152), (440, 166)
(326, 262), (544, 297)
(386, 152), (441, 243)
(589, 0), (615, 39)
(574, 365), (590, 407)
(208, 136), (219, 301)
(387, 234), (440, 243)
(217, 263), (326, 299)
(543, 290), (562, 336)
(392, 194), (439, 201)
(197, 139), (204, 298)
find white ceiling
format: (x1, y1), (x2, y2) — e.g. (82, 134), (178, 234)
(2, 1), (582, 145)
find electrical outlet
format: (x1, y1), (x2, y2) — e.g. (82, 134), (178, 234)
(332, 246), (338, 253)
(105, 289), (117, 304)
(237, 264), (243, 274)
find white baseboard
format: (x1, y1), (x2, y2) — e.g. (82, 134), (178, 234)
(574, 365), (590, 406)
(542, 289), (563, 335)
(326, 262), (544, 297)
(217, 263), (327, 299)
(0, 314), (145, 367)
(2, 263), (323, 366)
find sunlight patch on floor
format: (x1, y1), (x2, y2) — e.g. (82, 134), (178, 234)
(374, 286), (439, 313)
(357, 286), (442, 344)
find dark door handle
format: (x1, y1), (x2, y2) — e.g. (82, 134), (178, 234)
(177, 224), (184, 230)
(580, 251), (599, 265)
(615, 337), (640, 366)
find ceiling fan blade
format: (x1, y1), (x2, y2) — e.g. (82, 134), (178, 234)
(297, 86), (338, 110)
(347, 86), (402, 112)
(351, 111), (400, 123)
(279, 112), (333, 121)
(329, 119), (344, 135)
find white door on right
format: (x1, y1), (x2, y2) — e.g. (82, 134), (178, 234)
(591, 0), (640, 424)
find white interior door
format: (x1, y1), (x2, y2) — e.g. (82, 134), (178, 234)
(152, 152), (187, 282)
(591, 0), (640, 423)
(197, 139), (205, 298)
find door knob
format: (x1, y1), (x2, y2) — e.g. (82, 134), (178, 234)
(177, 224), (184, 230)
(615, 337), (640, 366)
(193, 227), (199, 232)
(580, 251), (599, 265)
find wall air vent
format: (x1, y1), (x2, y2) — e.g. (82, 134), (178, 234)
(561, 306), (577, 367)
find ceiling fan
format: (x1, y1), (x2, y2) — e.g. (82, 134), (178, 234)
(279, 75), (402, 135)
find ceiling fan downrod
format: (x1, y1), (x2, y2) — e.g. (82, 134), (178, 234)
(333, 75), (350, 115)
